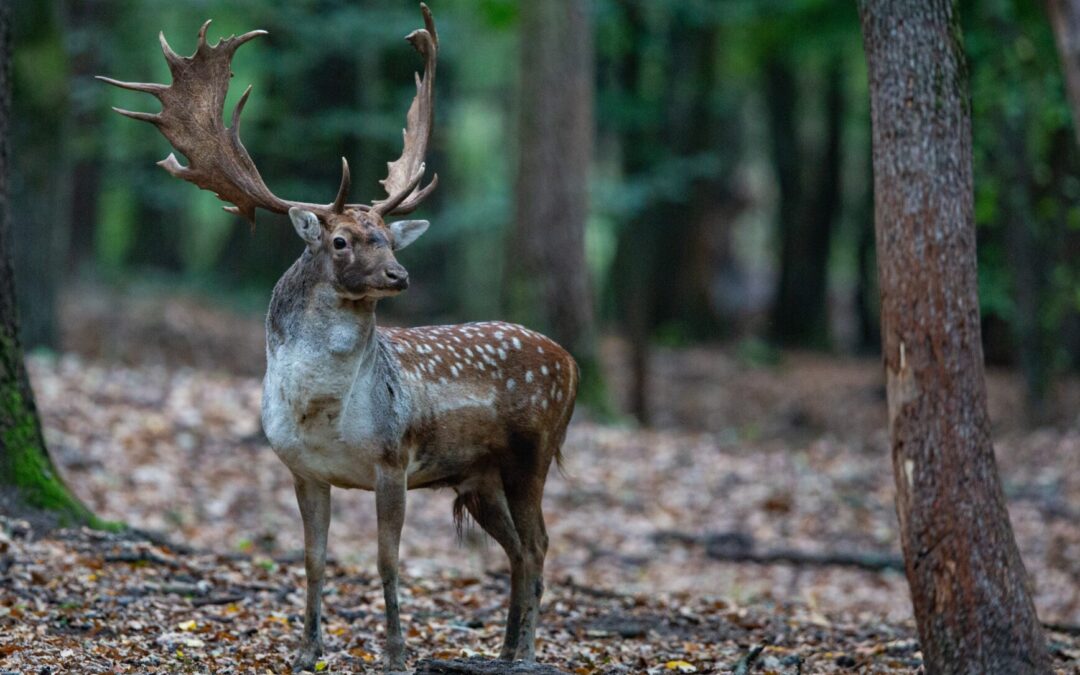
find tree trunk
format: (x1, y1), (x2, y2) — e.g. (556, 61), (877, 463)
(508, 0), (607, 411)
(859, 1), (1048, 672)
(1047, 0), (1080, 146)
(768, 59), (842, 348)
(10, 2), (68, 349)
(0, 2), (92, 525)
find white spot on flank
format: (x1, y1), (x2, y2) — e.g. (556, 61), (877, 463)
(507, 378), (516, 390)
(537, 346), (544, 354)
(542, 399), (549, 410)
(395, 343), (407, 353)
(485, 344), (495, 355)
(498, 348), (507, 360)
(512, 337), (521, 349)
(452, 336), (461, 343)
(439, 377), (448, 385)
(525, 370), (534, 383)
(451, 365), (459, 377)
(495, 330), (504, 339)
(541, 366), (550, 376)
(556, 390), (563, 402)
(465, 347), (474, 357)
(426, 362), (435, 373)
(556, 361), (561, 371)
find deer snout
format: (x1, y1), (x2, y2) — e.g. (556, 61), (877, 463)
(383, 263), (409, 290)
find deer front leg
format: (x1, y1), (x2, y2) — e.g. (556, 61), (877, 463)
(292, 474), (331, 672)
(375, 464), (408, 673)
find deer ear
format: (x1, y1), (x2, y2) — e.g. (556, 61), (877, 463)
(289, 208), (322, 247)
(389, 219), (429, 250)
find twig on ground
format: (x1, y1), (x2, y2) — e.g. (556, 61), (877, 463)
(191, 593), (247, 607)
(103, 550), (179, 568)
(654, 530), (905, 573)
(733, 643), (766, 675)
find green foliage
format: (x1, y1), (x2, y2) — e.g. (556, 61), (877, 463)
(9, 0), (1080, 405)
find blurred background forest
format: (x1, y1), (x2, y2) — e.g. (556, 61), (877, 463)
(9, 0), (1080, 422)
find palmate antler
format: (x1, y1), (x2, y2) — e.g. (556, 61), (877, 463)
(372, 3), (439, 217)
(98, 4), (439, 224)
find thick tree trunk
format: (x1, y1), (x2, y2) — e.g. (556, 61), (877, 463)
(1048, 0), (1080, 146)
(859, 1), (1048, 672)
(508, 0), (606, 410)
(0, 2), (92, 524)
(10, 2), (68, 349)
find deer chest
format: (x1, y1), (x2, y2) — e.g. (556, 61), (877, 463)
(261, 342), (394, 489)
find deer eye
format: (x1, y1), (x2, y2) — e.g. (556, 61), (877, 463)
(333, 237), (347, 250)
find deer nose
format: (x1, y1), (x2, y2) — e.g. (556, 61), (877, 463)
(383, 264), (409, 289)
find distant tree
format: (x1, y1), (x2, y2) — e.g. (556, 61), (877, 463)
(0, 2), (92, 524)
(859, 1), (1049, 672)
(507, 0), (608, 411)
(1048, 0), (1080, 146)
(767, 57), (843, 348)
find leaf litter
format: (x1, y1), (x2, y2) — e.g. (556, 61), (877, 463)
(0, 294), (1077, 673)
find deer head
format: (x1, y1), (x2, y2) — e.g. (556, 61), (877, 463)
(99, 4), (439, 299)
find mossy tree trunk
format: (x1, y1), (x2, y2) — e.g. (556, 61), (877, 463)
(860, 0), (1048, 671)
(507, 0), (609, 413)
(0, 2), (93, 525)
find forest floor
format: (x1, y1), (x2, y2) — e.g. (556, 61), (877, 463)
(2, 288), (1079, 673)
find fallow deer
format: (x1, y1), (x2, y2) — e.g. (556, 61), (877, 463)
(100, 5), (577, 672)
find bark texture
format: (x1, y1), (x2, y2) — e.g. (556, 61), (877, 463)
(0, 2), (91, 524)
(859, 1), (1049, 672)
(508, 0), (606, 410)
(1048, 0), (1080, 146)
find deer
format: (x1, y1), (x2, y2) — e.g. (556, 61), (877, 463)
(100, 5), (578, 673)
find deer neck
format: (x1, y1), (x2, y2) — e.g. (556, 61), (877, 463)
(267, 254), (383, 378)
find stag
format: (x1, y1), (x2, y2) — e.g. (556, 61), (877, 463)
(101, 5), (577, 672)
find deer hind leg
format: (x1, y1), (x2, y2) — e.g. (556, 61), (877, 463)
(375, 465), (408, 673)
(292, 474), (331, 673)
(503, 464), (552, 663)
(453, 477), (526, 660)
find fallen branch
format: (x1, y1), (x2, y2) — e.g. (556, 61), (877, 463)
(653, 530), (905, 573)
(191, 593), (246, 607)
(1043, 621), (1080, 637)
(103, 550), (179, 568)
(414, 657), (569, 674)
(733, 643), (766, 675)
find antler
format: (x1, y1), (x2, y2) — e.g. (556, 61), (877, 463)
(371, 3), (439, 217)
(98, 21), (350, 223)
(100, 4), (438, 224)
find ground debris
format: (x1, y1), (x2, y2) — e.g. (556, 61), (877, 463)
(414, 656), (570, 674)
(10, 342), (1080, 672)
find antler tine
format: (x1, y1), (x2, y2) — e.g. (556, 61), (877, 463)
(101, 20), (352, 224)
(109, 106), (162, 124)
(96, 76), (167, 97)
(332, 158), (352, 214)
(371, 3), (439, 217)
(388, 173), (439, 216)
(158, 31), (183, 69)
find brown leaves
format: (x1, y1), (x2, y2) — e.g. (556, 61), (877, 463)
(7, 332), (1080, 671)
